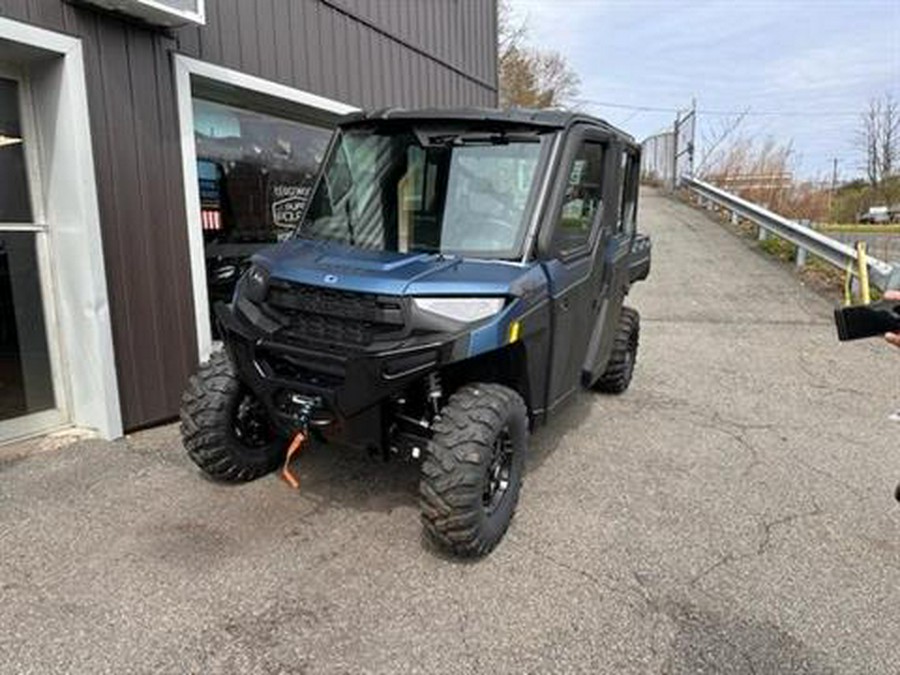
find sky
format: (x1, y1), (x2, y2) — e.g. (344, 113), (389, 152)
(508, 0), (900, 180)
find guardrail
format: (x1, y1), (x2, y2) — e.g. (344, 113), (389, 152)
(816, 223), (900, 235)
(682, 176), (898, 291)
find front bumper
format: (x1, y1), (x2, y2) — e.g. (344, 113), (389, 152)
(217, 300), (466, 440)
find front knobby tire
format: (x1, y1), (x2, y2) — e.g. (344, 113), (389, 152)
(180, 350), (283, 482)
(420, 383), (527, 558)
(594, 306), (640, 394)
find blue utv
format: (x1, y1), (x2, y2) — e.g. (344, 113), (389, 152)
(180, 108), (651, 558)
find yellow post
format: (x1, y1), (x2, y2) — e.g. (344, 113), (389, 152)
(856, 241), (871, 305)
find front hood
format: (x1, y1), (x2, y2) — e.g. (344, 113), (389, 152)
(253, 239), (542, 297)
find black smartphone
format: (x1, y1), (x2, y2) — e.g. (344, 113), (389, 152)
(834, 299), (900, 341)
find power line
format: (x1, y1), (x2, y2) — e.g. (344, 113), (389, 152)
(577, 98), (862, 117)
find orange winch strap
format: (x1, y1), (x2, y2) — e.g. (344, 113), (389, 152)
(281, 431), (307, 489)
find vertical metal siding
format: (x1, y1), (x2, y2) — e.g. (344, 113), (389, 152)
(0, 0), (498, 429)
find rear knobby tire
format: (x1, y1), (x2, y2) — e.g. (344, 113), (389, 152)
(420, 383), (527, 558)
(594, 306), (640, 394)
(180, 350), (282, 482)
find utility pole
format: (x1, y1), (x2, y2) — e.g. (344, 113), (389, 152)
(830, 158), (839, 216)
(688, 97), (697, 179)
(672, 109), (680, 190)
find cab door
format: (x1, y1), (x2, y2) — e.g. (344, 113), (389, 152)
(581, 143), (641, 386)
(539, 127), (617, 411)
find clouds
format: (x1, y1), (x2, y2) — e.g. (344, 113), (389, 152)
(509, 0), (900, 177)
(769, 44), (897, 95)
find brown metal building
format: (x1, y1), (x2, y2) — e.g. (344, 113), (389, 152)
(0, 0), (498, 442)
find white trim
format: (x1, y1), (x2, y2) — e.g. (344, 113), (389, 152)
(0, 17), (85, 54)
(0, 223), (48, 231)
(79, 0), (205, 27)
(0, 408), (68, 444)
(173, 55), (358, 362)
(175, 56), (358, 118)
(0, 17), (123, 440)
(130, 0), (205, 25)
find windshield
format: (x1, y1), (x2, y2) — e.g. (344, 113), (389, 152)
(297, 126), (550, 258)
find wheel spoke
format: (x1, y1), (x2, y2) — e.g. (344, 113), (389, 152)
(483, 428), (514, 514)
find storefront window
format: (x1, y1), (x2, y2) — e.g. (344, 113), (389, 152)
(192, 98), (332, 329)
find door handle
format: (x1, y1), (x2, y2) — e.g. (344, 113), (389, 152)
(560, 297), (570, 312)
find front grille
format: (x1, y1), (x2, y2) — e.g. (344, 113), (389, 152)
(264, 279), (407, 348)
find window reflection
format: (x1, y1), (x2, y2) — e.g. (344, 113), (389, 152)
(557, 141), (606, 254)
(192, 98), (332, 332)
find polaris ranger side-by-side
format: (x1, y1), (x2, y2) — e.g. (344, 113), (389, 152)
(180, 108), (651, 557)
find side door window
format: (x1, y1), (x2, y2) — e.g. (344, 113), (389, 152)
(617, 150), (639, 235)
(553, 140), (606, 256)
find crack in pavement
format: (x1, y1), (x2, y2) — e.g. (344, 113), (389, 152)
(648, 406), (768, 478)
(787, 455), (868, 503)
(509, 530), (771, 675)
(507, 532), (650, 613)
(797, 351), (868, 398)
(689, 501), (825, 589)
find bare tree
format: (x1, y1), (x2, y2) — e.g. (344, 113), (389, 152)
(498, 0), (527, 59)
(880, 94), (899, 181)
(531, 50), (580, 108)
(695, 109), (749, 176)
(497, 0), (580, 109)
(857, 94), (900, 188)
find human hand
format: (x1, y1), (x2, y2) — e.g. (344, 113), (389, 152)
(886, 290), (900, 347)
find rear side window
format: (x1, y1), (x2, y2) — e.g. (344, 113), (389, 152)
(554, 141), (605, 255)
(617, 150), (639, 234)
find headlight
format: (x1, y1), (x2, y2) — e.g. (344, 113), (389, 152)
(412, 297), (505, 323)
(242, 264), (270, 303)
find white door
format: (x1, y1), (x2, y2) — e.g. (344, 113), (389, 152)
(0, 67), (67, 441)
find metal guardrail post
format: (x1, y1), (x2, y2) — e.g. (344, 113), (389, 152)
(795, 247), (808, 268)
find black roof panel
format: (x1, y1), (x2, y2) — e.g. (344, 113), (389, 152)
(338, 107), (635, 142)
